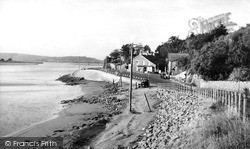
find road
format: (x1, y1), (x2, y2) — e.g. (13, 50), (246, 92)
(118, 71), (172, 84)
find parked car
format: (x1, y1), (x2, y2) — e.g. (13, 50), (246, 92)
(160, 73), (170, 79)
(138, 79), (150, 88)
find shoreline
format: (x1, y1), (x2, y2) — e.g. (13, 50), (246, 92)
(1, 69), (160, 149)
(1, 73), (129, 148)
(0, 61), (43, 65)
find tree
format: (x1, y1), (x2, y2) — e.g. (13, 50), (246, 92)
(155, 44), (168, 58)
(144, 45), (151, 52)
(191, 40), (230, 80)
(109, 49), (120, 63)
(185, 24), (228, 54)
(177, 56), (190, 71)
(155, 36), (186, 59)
(7, 58), (13, 62)
(103, 56), (111, 68)
(0, 58), (5, 62)
(226, 26), (250, 69)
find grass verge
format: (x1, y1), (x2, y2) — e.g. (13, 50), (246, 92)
(196, 101), (250, 149)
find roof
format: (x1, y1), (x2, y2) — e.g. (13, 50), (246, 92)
(142, 55), (160, 64)
(167, 53), (189, 61)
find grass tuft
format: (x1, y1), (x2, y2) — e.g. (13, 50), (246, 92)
(198, 104), (250, 149)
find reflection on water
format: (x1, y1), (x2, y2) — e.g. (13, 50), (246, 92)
(0, 62), (101, 136)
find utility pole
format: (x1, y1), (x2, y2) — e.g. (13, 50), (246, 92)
(129, 44), (133, 112)
(78, 56), (80, 70)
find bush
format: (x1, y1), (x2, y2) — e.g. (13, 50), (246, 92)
(228, 67), (250, 81)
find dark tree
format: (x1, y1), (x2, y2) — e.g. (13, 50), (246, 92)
(7, 58), (13, 62)
(144, 45), (151, 52)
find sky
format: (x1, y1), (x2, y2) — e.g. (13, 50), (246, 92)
(0, 0), (249, 59)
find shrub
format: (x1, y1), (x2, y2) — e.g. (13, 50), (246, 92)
(228, 67), (250, 81)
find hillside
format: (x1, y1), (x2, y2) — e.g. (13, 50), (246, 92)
(0, 53), (103, 63)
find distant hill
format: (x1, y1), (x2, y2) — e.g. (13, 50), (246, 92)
(0, 53), (103, 63)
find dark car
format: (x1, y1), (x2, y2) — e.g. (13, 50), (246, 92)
(138, 79), (150, 88)
(160, 73), (170, 79)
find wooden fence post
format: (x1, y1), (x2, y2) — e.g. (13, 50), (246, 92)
(230, 92), (234, 109)
(212, 89), (215, 103)
(229, 91), (232, 108)
(243, 88), (249, 123)
(215, 89), (217, 102)
(234, 92), (237, 114)
(223, 90), (225, 103)
(224, 90), (227, 105)
(239, 92), (242, 116)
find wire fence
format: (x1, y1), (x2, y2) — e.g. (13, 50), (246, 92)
(158, 81), (250, 123)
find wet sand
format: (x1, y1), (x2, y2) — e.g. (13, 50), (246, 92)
(1, 77), (131, 148)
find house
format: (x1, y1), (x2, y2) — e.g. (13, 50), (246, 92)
(133, 54), (160, 73)
(167, 53), (189, 75)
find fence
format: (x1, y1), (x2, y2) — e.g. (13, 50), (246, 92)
(158, 81), (250, 122)
(97, 68), (146, 81)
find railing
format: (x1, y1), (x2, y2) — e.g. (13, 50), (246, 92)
(158, 82), (250, 122)
(93, 68), (146, 81)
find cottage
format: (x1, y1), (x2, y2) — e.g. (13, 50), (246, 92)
(167, 53), (189, 75)
(133, 54), (159, 73)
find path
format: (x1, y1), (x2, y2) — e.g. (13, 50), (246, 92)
(91, 86), (161, 148)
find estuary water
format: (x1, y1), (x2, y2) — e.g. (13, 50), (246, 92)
(0, 62), (101, 136)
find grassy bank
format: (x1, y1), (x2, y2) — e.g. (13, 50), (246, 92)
(195, 101), (250, 149)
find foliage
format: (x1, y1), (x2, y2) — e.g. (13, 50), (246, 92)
(106, 43), (152, 66)
(187, 24), (250, 81)
(227, 28), (250, 69)
(155, 36), (186, 58)
(228, 67), (250, 81)
(109, 49), (120, 60)
(177, 56), (190, 70)
(103, 56), (111, 68)
(191, 40), (230, 80)
(144, 45), (151, 52)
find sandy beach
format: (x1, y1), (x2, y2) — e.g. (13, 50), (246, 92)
(2, 80), (110, 145)
(0, 69), (162, 149)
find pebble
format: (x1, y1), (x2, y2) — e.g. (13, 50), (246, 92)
(134, 89), (200, 148)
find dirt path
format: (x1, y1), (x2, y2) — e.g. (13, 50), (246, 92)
(91, 86), (161, 149)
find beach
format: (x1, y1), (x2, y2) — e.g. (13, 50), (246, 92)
(0, 68), (162, 149)
(3, 80), (111, 147)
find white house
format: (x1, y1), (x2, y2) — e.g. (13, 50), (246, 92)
(132, 54), (158, 73)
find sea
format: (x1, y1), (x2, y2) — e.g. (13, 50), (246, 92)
(0, 62), (102, 137)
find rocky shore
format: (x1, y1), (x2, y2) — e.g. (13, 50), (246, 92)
(133, 89), (206, 148)
(56, 74), (85, 85)
(57, 74), (129, 148)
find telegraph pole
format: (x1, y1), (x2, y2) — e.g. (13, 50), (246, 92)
(78, 56), (80, 70)
(129, 44), (133, 112)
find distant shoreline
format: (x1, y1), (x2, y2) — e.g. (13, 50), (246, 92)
(0, 61), (43, 65)
(0, 61), (103, 65)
